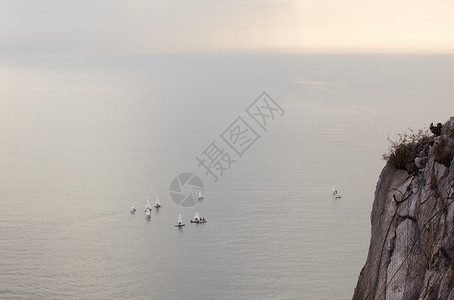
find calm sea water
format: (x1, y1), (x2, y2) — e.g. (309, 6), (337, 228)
(1, 54), (454, 299)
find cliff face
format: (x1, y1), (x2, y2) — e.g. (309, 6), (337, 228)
(353, 117), (454, 300)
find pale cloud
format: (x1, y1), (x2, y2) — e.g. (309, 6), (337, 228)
(0, 0), (453, 55)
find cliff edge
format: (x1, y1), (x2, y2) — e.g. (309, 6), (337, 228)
(353, 117), (454, 300)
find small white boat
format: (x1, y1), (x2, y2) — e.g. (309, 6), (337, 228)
(144, 197), (152, 212)
(154, 193), (162, 209)
(190, 212), (200, 223)
(175, 213), (185, 227)
(145, 209), (151, 219)
(332, 187), (342, 199)
(198, 190), (204, 200)
(190, 212), (206, 223)
(130, 204), (136, 213)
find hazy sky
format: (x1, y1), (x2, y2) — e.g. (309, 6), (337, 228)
(1, 0), (453, 54)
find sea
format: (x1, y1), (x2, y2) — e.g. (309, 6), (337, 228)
(1, 53), (454, 299)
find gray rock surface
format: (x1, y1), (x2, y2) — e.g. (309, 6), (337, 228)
(353, 117), (454, 300)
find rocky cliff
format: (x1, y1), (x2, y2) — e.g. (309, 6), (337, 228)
(353, 117), (454, 300)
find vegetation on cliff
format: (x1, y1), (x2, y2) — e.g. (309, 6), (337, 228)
(382, 128), (429, 175)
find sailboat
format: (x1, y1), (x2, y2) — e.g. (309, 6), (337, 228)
(332, 187), (342, 199)
(175, 213), (185, 227)
(130, 204), (136, 213)
(190, 212), (207, 224)
(198, 190), (204, 200)
(154, 193), (162, 209)
(190, 212), (200, 223)
(199, 215), (207, 224)
(145, 209), (151, 219)
(144, 197), (152, 212)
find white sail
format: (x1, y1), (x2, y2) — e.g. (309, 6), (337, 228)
(332, 186), (342, 198)
(155, 193), (161, 207)
(198, 191), (203, 199)
(175, 213), (185, 227)
(144, 196), (152, 211)
(194, 212), (200, 220)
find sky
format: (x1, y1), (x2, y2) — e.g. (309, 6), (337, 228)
(0, 0), (453, 55)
